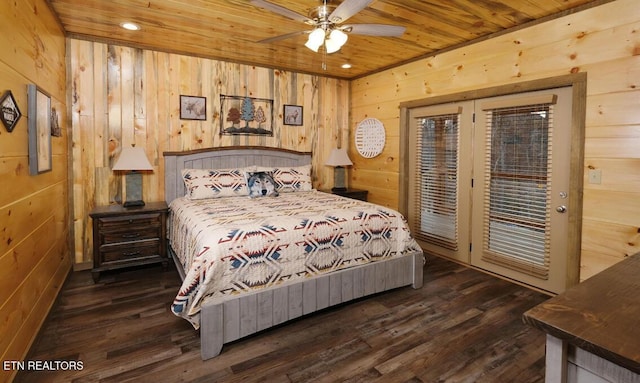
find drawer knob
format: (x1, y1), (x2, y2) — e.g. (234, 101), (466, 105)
(122, 233), (140, 239)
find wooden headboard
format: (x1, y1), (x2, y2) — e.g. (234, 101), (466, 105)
(163, 146), (313, 204)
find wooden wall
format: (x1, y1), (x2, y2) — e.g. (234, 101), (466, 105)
(350, 0), (640, 281)
(0, 0), (70, 381)
(69, 40), (350, 267)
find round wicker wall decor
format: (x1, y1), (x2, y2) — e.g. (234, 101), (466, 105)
(354, 118), (385, 158)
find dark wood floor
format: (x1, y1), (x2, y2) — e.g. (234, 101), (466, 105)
(16, 255), (550, 383)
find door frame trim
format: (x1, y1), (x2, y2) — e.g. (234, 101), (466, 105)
(399, 73), (586, 289)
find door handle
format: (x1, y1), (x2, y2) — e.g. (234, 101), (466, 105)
(556, 205), (567, 213)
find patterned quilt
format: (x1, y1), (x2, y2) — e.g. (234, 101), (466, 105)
(168, 190), (421, 328)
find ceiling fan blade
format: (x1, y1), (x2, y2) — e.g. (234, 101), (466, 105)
(329, 0), (373, 24)
(258, 30), (307, 44)
(346, 24), (406, 37)
(251, 0), (313, 24)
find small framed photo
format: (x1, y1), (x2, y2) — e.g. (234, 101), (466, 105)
(51, 106), (62, 137)
(0, 90), (22, 132)
(180, 95), (206, 120)
(283, 104), (303, 126)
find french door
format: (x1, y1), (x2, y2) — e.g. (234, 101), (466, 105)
(407, 87), (574, 293)
(407, 102), (473, 264)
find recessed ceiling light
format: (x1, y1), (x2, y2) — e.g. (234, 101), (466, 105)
(120, 22), (140, 31)
(341, 63), (352, 69)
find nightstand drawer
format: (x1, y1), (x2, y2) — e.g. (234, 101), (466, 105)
(100, 240), (162, 263)
(99, 226), (161, 245)
(97, 213), (162, 230)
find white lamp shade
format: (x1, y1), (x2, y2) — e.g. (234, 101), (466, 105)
(308, 28), (325, 45)
(305, 28), (325, 52)
(330, 29), (348, 46)
(324, 38), (341, 54)
(113, 146), (153, 171)
(325, 148), (353, 167)
(305, 39), (321, 52)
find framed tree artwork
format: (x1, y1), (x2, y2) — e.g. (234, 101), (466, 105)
(220, 95), (273, 136)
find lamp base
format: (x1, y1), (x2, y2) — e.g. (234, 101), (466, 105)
(333, 166), (347, 191)
(331, 187), (347, 192)
(123, 171), (145, 208)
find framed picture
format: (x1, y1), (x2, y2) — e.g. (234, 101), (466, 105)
(283, 104), (303, 126)
(0, 90), (22, 132)
(27, 84), (52, 175)
(220, 95), (273, 136)
(180, 95), (206, 120)
(51, 106), (62, 137)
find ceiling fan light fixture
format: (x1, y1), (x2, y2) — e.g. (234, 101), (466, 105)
(324, 38), (341, 53)
(252, 0), (405, 67)
(325, 29), (348, 54)
(329, 29), (348, 46)
(305, 40), (321, 52)
(306, 28), (325, 52)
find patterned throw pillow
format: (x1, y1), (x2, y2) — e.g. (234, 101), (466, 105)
(260, 165), (312, 193)
(182, 168), (249, 199)
(245, 171), (279, 198)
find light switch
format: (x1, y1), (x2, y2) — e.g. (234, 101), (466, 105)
(588, 169), (601, 184)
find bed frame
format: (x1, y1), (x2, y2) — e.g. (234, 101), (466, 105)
(163, 146), (424, 360)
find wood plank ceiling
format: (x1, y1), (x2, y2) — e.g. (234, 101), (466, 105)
(47, 0), (605, 79)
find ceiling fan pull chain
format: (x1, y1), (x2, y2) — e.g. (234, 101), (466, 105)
(322, 49), (327, 70)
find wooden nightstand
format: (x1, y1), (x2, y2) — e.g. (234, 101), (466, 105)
(323, 188), (368, 202)
(89, 201), (168, 282)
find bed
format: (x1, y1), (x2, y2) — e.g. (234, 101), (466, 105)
(163, 146), (424, 360)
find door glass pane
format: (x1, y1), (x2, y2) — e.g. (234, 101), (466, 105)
(483, 105), (552, 276)
(415, 114), (459, 250)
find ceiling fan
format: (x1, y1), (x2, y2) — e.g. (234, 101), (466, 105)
(251, 0), (406, 56)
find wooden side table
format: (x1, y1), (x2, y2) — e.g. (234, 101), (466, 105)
(523, 253), (640, 381)
(323, 188), (368, 202)
(89, 201), (168, 282)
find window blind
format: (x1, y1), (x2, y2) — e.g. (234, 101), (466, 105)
(412, 112), (460, 250)
(481, 103), (554, 278)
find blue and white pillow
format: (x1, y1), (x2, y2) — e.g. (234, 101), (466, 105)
(258, 164), (312, 193)
(182, 168), (251, 199)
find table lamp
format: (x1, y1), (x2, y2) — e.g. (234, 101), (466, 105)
(113, 146), (153, 207)
(325, 148), (353, 192)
